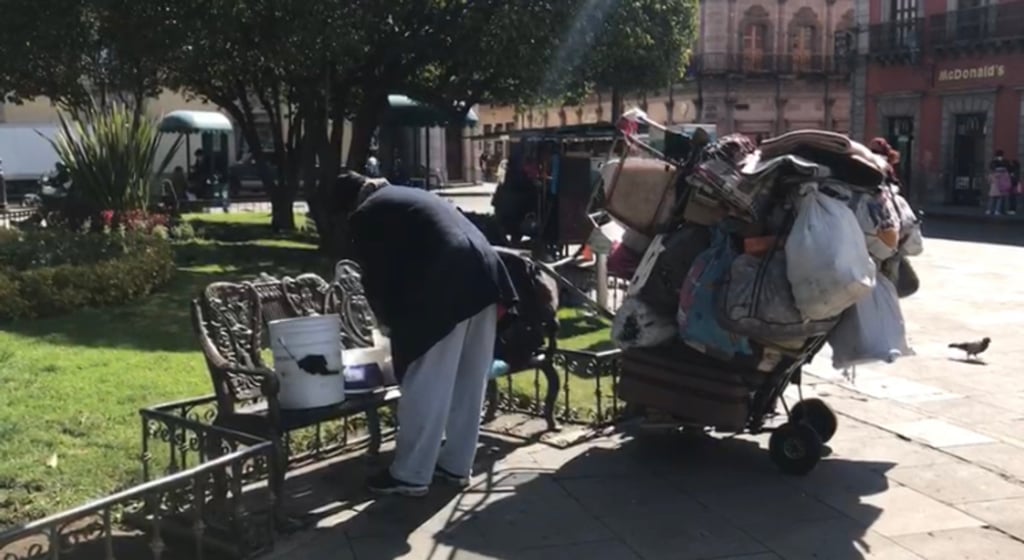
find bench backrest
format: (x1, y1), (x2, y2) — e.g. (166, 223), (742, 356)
(325, 260), (378, 349)
(250, 273), (332, 325)
(191, 281), (266, 411)
(192, 263), (379, 411)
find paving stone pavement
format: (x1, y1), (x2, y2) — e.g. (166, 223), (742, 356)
(265, 236), (1024, 559)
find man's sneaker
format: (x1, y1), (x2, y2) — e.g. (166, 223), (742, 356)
(366, 470), (428, 497)
(433, 465), (470, 488)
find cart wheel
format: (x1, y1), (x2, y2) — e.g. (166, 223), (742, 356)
(769, 423), (823, 476)
(791, 398), (838, 443)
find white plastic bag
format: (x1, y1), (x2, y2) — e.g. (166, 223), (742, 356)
(892, 192), (923, 256)
(612, 297), (676, 350)
(851, 188), (901, 261)
(828, 276), (914, 369)
(786, 184), (877, 321)
(626, 234), (666, 298)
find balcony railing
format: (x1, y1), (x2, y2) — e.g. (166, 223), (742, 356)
(928, 0), (1024, 47)
(868, 1), (1024, 61)
(692, 53), (853, 76)
(868, 18), (925, 57)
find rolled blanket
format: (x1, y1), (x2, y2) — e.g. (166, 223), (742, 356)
(760, 129), (851, 158)
(759, 129), (886, 187)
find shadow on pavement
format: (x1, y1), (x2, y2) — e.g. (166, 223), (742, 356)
(263, 432), (534, 559)
(921, 217), (1024, 247)
(439, 433), (894, 559)
(266, 427), (896, 559)
(947, 357), (988, 366)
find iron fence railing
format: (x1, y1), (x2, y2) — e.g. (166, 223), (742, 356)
(0, 208), (33, 229)
(141, 396), (395, 477)
(0, 431), (274, 560)
(489, 257), (630, 428)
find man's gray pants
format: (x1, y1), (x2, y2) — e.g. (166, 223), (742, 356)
(390, 304), (498, 486)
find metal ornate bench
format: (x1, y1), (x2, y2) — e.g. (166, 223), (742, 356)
(190, 272), (400, 525)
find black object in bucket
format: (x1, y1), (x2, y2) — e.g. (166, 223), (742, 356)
(296, 354), (341, 376)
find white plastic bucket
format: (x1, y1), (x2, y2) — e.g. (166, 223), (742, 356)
(268, 315), (345, 409)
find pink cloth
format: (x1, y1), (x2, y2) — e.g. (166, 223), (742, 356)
(608, 242), (643, 280)
(991, 170), (1012, 196)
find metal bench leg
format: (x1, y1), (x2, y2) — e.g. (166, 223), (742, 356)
(269, 434), (306, 532)
(483, 379), (499, 423)
(366, 407), (382, 455)
(540, 362), (560, 432)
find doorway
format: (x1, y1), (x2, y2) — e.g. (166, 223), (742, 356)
(886, 116), (914, 194)
(951, 112), (987, 206)
(445, 126), (465, 182)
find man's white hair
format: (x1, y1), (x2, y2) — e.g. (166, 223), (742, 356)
(356, 178), (390, 207)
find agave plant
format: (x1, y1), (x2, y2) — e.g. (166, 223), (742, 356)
(44, 103), (181, 222)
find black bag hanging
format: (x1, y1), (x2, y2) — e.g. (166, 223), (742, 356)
(493, 249), (560, 369)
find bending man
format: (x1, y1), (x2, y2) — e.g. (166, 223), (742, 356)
(342, 172), (517, 496)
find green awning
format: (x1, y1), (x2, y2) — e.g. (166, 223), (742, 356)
(380, 95), (479, 128)
(158, 110), (234, 134)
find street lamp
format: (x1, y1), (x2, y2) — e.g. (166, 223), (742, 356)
(0, 158), (7, 211)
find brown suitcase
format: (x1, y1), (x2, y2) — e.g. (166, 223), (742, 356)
(618, 344), (766, 431)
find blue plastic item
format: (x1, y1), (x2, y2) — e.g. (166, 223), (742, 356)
(489, 360), (511, 379)
(677, 228), (753, 359)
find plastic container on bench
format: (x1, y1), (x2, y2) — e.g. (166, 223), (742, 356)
(341, 328), (397, 393)
(342, 347), (389, 394)
(269, 315), (346, 409)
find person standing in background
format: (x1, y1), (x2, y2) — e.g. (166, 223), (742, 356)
(1008, 158), (1021, 216)
(987, 150), (1011, 216)
(364, 149), (381, 178)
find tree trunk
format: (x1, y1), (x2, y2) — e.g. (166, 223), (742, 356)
(270, 185), (297, 231)
(346, 94), (384, 171)
(610, 86), (623, 124)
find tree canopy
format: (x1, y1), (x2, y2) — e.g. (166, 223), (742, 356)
(0, 0), (697, 240)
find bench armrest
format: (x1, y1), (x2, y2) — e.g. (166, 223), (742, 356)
(222, 365), (284, 422)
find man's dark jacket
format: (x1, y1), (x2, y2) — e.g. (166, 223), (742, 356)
(349, 186), (517, 380)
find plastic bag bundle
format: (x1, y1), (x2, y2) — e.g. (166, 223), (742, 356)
(786, 184), (877, 321)
(851, 187), (901, 261)
(891, 192), (923, 256)
(828, 275), (914, 369)
(612, 297), (677, 350)
(718, 251), (838, 341)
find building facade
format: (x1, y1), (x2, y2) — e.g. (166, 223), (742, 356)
(696, 0), (855, 137)
(475, 0), (854, 159)
(854, 0), (1024, 206)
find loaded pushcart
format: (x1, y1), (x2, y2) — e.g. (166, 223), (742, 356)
(571, 109), (922, 475)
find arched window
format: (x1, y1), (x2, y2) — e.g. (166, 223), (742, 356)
(743, 23), (769, 71)
(791, 25), (816, 71)
(786, 7), (822, 72)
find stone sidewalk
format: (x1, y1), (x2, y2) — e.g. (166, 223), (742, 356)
(265, 236), (1024, 559)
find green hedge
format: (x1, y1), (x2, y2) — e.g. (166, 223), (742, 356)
(0, 230), (175, 320)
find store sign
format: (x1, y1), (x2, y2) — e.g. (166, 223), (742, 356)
(937, 64), (1006, 82)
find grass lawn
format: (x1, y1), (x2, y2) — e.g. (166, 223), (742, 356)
(0, 211), (612, 528)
